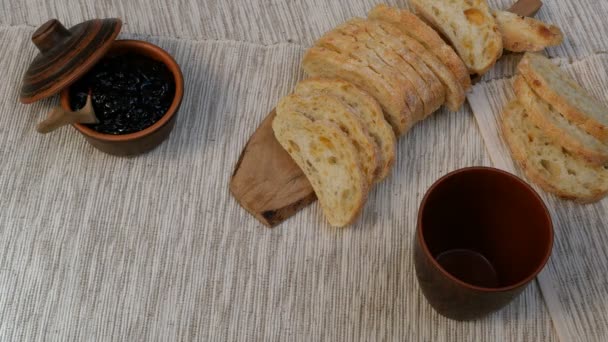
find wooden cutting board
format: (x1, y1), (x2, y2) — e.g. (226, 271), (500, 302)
(230, 0), (543, 227)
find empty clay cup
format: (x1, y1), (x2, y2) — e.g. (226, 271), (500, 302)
(414, 167), (553, 321)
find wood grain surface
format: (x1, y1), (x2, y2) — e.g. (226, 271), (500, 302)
(230, 110), (316, 227)
(0, 0), (606, 341)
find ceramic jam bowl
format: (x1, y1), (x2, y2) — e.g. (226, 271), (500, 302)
(60, 39), (184, 156)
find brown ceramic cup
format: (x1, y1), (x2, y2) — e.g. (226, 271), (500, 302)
(60, 40), (184, 156)
(414, 167), (553, 321)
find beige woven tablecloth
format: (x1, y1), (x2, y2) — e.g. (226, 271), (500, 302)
(1, 0), (607, 341)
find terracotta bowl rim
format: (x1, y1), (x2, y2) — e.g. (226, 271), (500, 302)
(417, 166), (554, 292)
(60, 39), (184, 142)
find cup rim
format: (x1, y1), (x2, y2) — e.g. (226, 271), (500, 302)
(60, 39), (184, 142)
(417, 166), (554, 292)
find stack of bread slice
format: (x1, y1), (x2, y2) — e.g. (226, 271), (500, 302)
(274, 5), (475, 226)
(272, 2), (565, 226)
(502, 53), (608, 203)
(303, 10), (474, 135)
(273, 79), (395, 226)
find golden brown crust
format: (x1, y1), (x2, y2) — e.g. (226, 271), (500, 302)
(337, 19), (438, 121)
(371, 19), (465, 111)
(272, 112), (368, 226)
(359, 18), (446, 117)
(294, 78), (397, 181)
(514, 76), (608, 166)
(493, 10), (563, 52)
(368, 4), (471, 91)
(277, 93), (379, 184)
(302, 46), (411, 134)
(322, 21), (425, 123)
(522, 163), (600, 203)
(501, 100), (608, 203)
(518, 53), (608, 144)
(410, 0), (502, 75)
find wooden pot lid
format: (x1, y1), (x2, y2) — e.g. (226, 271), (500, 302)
(20, 18), (122, 104)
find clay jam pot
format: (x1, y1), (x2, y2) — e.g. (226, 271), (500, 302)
(60, 40), (184, 156)
(414, 167), (553, 321)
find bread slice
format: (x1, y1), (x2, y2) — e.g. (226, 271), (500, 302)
(410, 0), (502, 75)
(501, 100), (608, 203)
(294, 78), (396, 181)
(518, 53), (608, 143)
(314, 28), (423, 126)
(302, 46), (411, 135)
(492, 10), (563, 52)
(277, 93), (379, 184)
(514, 75), (608, 166)
(368, 4), (471, 92)
(272, 111), (368, 226)
(341, 18), (446, 118)
(335, 19), (439, 121)
(371, 19), (465, 111)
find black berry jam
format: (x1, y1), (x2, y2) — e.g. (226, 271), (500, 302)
(69, 53), (175, 135)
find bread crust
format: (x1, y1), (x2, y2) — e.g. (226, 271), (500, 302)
(277, 93), (379, 184)
(371, 19), (465, 111)
(518, 53), (608, 143)
(314, 28), (421, 126)
(337, 19), (438, 121)
(272, 112), (368, 226)
(368, 4), (471, 91)
(410, 0), (503, 75)
(358, 18), (446, 117)
(493, 10), (563, 52)
(302, 46), (411, 134)
(514, 76), (608, 166)
(294, 78), (396, 180)
(501, 100), (608, 203)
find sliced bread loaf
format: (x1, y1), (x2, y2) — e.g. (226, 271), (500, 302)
(368, 4), (471, 92)
(302, 46), (411, 135)
(314, 28), (422, 125)
(514, 76), (608, 166)
(272, 111), (368, 226)
(294, 78), (396, 181)
(501, 100), (608, 203)
(343, 18), (446, 117)
(410, 0), (502, 75)
(336, 19), (438, 120)
(493, 10), (563, 52)
(371, 19), (465, 111)
(277, 93), (379, 184)
(518, 52), (608, 143)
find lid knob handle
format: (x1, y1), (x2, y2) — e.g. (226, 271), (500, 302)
(32, 19), (71, 54)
